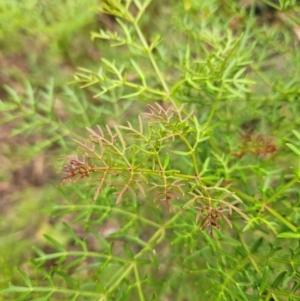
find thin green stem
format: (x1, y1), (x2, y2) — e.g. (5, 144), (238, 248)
(1, 286), (104, 298)
(106, 264), (134, 293)
(264, 204), (297, 232)
(251, 64), (273, 87)
(179, 133), (200, 177)
(205, 89), (223, 127)
(32, 251), (126, 264)
(133, 263), (145, 301)
(55, 205), (161, 228)
(239, 234), (262, 276)
(265, 177), (299, 204)
(134, 210), (184, 260)
(133, 19), (182, 112)
(134, 23), (169, 94)
(203, 178), (298, 232)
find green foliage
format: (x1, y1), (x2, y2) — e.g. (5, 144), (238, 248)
(0, 0), (100, 86)
(1, 0), (300, 300)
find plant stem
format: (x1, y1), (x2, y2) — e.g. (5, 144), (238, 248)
(265, 177), (299, 204)
(264, 204), (297, 232)
(133, 264), (145, 301)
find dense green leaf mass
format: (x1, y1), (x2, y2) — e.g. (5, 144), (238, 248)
(1, 0), (300, 300)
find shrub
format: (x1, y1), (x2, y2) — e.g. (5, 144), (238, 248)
(1, 0), (300, 300)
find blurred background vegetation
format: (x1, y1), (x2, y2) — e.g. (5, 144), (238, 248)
(1, 0), (300, 299)
(0, 0), (168, 291)
(0, 0), (99, 289)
